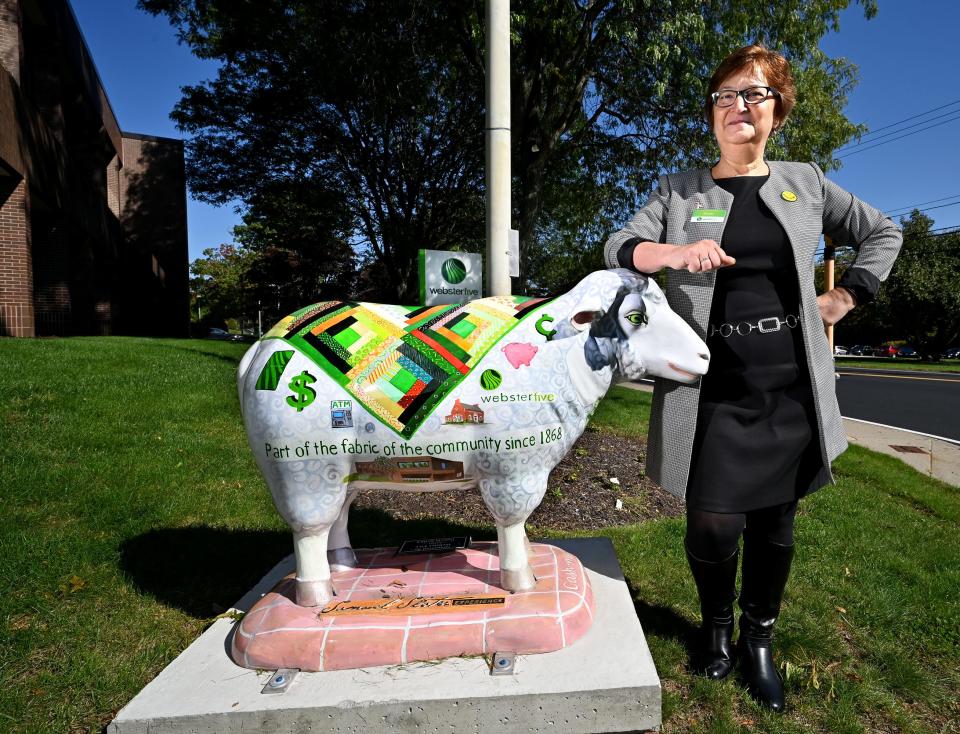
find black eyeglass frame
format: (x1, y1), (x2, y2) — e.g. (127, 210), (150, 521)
(710, 86), (780, 108)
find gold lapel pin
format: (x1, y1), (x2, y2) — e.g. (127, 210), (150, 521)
(781, 190), (798, 202)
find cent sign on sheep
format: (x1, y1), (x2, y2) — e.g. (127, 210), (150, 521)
(238, 269), (709, 606)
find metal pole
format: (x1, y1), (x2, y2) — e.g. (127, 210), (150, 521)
(485, 0), (512, 296)
(824, 235), (835, 352)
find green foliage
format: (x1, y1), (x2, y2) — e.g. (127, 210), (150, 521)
(874, 212), (960, 358)
(141, 0), (876, 300)
(191, 243), (259, 327)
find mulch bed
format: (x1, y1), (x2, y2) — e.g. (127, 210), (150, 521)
(352, 427), (685, 532)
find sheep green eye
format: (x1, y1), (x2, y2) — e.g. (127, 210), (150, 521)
(625, 311), (648, 326)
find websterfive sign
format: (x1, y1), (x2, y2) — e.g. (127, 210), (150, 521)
(419, 250), (482, 305)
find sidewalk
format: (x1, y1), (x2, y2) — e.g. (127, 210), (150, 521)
(617, 381), (960, 488)
(843, 418), (960, 487)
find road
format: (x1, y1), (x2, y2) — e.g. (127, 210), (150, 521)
(835, 367), (960, 442)
(634, 367), (960, 442)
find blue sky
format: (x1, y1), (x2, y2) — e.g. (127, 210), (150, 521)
(69, 0), (960, 263)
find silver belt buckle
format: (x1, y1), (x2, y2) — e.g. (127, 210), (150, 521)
(757, 317), (781, 333)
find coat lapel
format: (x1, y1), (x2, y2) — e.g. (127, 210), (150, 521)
(759, 161), (813, 272)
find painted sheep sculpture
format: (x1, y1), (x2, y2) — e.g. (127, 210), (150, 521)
(238, 269), (709, 606)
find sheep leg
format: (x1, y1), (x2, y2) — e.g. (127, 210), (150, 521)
(327, 489), (359, 571)
(293, 528), (334, 606)
(497, 521), (537, 592)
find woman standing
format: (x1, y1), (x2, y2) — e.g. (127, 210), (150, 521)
(604, 45), (901, 711)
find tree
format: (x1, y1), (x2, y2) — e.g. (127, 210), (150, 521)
(873, 212), (960, 360)
(814, 247), (893, 347)
(190, 243), (259, 329)
(233, 182), (358, 310)
(142, 0), (486, 303)
(143, 0), (877, 299)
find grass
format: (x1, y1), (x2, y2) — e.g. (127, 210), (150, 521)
(834, 357), (960, 373)
(1, 337), (958, 733)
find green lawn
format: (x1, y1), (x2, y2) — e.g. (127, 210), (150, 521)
(0, 337), (957, 733)
(834, 357), (960, 373)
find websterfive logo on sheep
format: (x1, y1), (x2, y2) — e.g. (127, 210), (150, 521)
(237, 269), (710, 603)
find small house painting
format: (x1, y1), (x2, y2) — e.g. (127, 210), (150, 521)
(353, 456), (465, 483)
(445, 399), (484, 424)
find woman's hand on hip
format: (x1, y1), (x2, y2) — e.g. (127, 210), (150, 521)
(817, 287), (856, 326)
(671, 240), (736, 273)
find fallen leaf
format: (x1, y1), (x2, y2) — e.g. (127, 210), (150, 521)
(67, 575), (86, 593)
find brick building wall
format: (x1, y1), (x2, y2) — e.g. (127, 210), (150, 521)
(106, 154), (120, 217)
(0, 0), (189, 338)
(0, 0), (21, 84)
(31, 216), (70, 335)
(0, 176), (34, 336)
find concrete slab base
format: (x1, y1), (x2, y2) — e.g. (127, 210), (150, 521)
(108, 537), (661, 734)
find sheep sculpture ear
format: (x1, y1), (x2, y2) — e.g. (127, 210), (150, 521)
(570, 311), (598, 331)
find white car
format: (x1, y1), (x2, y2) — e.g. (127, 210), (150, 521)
(834, 345), (849, 355)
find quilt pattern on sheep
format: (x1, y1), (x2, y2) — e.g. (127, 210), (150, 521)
(260, 296), (550, 439)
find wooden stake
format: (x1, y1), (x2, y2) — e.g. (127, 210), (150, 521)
(824, 235), (835, 352)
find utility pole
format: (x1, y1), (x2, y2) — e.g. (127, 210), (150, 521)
(485, 0), (512, 296)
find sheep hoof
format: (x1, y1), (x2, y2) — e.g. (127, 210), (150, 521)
(296, 578), (334, 607)
(500, 566), (537, 593)
(328, 547), (358, 572)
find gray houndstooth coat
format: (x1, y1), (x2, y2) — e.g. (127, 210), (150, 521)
(603, 160), (902, 500)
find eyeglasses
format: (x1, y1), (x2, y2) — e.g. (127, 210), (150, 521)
(710, 86), (779, 108)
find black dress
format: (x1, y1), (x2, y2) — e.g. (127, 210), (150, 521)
(684, 175), (828, 512)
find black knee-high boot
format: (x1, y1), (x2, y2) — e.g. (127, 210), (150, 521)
(737, 534), (794, 712)
(685, 545), (739, 680)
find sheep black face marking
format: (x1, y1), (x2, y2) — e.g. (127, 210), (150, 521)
(584, 275), (649, 372)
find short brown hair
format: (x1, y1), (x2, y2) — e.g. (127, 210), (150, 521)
(703, 45), (796, 131)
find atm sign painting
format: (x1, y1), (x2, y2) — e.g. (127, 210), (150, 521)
(420, 249), (482, 306)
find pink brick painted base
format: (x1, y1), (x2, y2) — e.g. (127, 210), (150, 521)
(231, 542), (595, 672)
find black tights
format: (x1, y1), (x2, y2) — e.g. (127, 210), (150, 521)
(685, 501), (798, 561)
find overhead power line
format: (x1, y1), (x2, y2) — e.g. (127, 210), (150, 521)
(838, 109), (960, 152)
(884, 193), (960, 216)
(837, 99), (960, 150)
(887, 200), (960, 218)
(836, 114), (960, 159)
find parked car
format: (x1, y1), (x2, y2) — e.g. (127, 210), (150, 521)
(850, 345), (873, 356)
(834, 345), (849, 355)
(206, 327), (245, 342)
(942, 346), (960, 359)
(874, 345), (899, 358)
(896, 346), (918, 358)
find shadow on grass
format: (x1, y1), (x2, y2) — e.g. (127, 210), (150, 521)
(626, 578), (698, 664)
(120, 509), (496, 618)
(149, 339), (249, 367)
(120, 526), (291, 618)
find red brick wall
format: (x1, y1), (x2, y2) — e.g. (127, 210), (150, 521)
(0, 176), (34, 336)
(31, 218), (71, 336)
(106, 154), (120, 218)
(0, 0), (20, 85)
